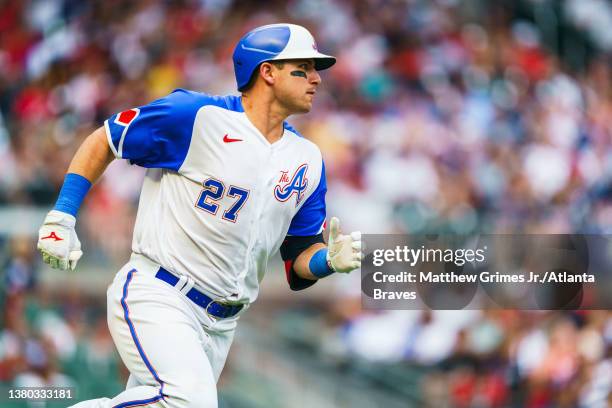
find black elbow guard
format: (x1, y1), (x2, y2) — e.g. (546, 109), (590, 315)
(280, 234), (325, 291)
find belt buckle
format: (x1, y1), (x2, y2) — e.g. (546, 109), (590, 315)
(205, 298), (234, 319)
(204, 299), (245, 319)
(205, 299), (220, 319)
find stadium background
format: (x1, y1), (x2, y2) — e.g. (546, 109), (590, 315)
(1, 0), (611, 406)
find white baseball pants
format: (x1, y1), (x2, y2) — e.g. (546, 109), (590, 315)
(69, 254), (239, 408)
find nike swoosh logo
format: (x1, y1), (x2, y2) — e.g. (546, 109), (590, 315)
(223, 134), (243, 143)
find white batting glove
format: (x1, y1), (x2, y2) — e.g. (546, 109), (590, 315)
(37, 210), (83, 271)
(326, 217), (362, 273)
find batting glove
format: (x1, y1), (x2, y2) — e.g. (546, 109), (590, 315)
(37, 210), (83, 271)
(326, 217), (363, 273)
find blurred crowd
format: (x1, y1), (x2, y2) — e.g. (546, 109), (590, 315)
(318, 304), (612, 407)
(1, 0), (612, 406)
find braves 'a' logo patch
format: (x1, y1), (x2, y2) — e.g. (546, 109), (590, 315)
(274, 164), (308, 207)
(114, 108), (140, 126)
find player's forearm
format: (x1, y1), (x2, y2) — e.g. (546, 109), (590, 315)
(38, 127), (113, 271)
(52, 126), (115, 217)
(67, 126), (115, 183)
(293, 242), (327, 280)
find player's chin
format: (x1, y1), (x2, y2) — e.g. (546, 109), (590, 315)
(297, 99), (313, 113)
(290, 104), (311, 115)
(285, 96), (313, 114)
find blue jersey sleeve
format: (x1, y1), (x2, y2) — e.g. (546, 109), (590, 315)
(104, 89), (205, 170)
(287, 161), (327, 236)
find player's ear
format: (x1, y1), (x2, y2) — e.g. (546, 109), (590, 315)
(259, 62), (276, 87)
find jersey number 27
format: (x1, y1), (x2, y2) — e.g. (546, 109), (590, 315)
(195, 177), (250, 223)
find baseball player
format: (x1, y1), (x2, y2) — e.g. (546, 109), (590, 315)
(37, 23), (362, 408)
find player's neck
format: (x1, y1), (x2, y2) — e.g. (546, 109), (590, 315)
(241, 94), (287, 144)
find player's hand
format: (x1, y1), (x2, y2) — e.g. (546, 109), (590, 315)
(326, 217), (362, 273)
(37, 210), (83, 271)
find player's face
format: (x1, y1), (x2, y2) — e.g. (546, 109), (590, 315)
(273, 59), (321, 114)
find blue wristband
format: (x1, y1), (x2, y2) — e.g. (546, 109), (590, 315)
(53, 173), (92, 217)
(309, 248), (334, 278)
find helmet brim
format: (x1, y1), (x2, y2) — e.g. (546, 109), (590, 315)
(314, 56), (336, 71)
(270, 52), (336, 71)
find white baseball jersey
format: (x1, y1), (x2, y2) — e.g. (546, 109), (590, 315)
(104, 89), (327, 304)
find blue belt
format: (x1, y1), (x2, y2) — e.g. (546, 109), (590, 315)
(155, 267), (244, 319)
